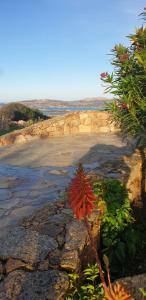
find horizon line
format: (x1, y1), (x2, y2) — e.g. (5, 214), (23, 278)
(0, 96), (112, 103)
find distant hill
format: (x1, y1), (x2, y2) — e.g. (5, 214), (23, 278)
(21, 97), (112, 109)
(0, 102), (49, 135)
(0, 102), (47, 121)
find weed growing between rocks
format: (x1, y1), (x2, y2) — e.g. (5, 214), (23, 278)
(65, 264), (105, 300)
(139, 288), (146, 299)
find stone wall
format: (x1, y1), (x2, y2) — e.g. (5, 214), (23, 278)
(124, 148), (146, 209)
(0, 200), (101, 299)
(0, 111), (117, 146)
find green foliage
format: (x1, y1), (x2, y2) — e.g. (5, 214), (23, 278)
(0, 124), (25, 136)
(65, 178), (146, 298)
(93, 179), (133, 238)
(93, 179), (138, 278)
(130, 220), (146, 275)
(101, 10), (146, 140)
(0, 102), (46, 122)
(139, 288), (146, 299)
(65, 264), (105, 300)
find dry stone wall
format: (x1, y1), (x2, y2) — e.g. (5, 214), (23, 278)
(0, 200), (101, 299)
(0, 111), (117, 146)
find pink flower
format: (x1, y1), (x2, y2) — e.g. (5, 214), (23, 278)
(100, 72), (109, 79)
(121, 102), (128, 109)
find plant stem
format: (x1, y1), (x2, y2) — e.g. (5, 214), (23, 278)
(84, 216), (109, 295)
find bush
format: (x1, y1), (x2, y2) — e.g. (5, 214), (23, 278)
(93, 179), (146, 279)
(101, 10), (146, 141)
(0, 102), (47, 122)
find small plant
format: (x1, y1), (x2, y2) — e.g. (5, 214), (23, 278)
(66, 264), (105, 300)
(139, 288), (146, 299)
(93, 179), (139, 278)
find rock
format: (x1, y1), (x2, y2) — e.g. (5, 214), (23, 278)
(0, 227), (58, 264)
(37, 223), (64, 238)
(0, 177), (17, 189)
(37, 260), (50, 271)
(24, 221), (65, 238)
(21, 203), (67, 238)
(117, 273), (146, 300)
(125, 150), (142, 203)
(0, 197), (20, 210)
(60, 250), (80, 271)
(0, 189), (11, 201)
(79, 112), (89, 120)
(49, 249), (62, 266)
(5, 258), (34, 274)
(64, 220), (88, 252)
(60, 208), (73, 216)
(21, 202), (60, 228)
(47, 213), (71, 225)
(56, 233), (65, 248)
(15, 134), (27, 144)
(62, 210), (101, 269)
(79, 124), (91, 133)
(0, 177), (27, 190)
(0, 270), (69, 300)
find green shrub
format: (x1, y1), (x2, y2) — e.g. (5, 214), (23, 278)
(101, 10), (146, 142)
(0, 124), (25, 136)
(0, 102), (47, 122)
(93, 179), (141, 279)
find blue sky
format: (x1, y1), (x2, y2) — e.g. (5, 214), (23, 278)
(0, 0), (145, 102)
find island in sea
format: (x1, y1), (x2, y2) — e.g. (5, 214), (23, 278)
(20, 97), (112, 116)
(0, 97), (112, 135)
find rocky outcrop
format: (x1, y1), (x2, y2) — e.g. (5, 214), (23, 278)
(0, 111), (118, 146)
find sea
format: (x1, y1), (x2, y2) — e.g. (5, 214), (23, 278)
(40, 106), (106, 117)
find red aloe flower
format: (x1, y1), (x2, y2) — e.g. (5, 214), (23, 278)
(68, 164), (96, 219)
(100, 72), (109, 79)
